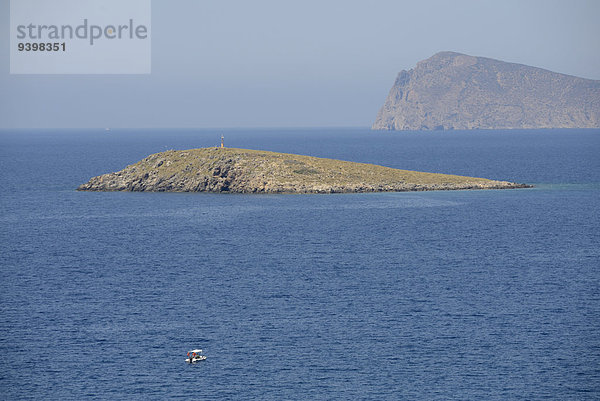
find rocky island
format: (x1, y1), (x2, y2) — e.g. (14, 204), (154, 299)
(78, 147), (529, 193)
(373, 51), (600, 130)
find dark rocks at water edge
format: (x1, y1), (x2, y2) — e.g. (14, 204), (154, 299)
(77, 147), (531, 194)
(372, 51), (600, 130)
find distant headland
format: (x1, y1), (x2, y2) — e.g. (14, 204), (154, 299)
(77, 147), (530, 193)
(373, 51), (600, 130)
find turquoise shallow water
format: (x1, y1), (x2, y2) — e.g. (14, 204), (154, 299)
(1, 128), (599, 400)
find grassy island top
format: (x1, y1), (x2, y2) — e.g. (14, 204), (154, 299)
(78, 147), (530, 193)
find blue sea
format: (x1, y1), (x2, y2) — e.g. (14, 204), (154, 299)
(1, 128), (599, 400)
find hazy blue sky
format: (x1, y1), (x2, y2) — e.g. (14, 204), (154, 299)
(1, 0), (599, 128)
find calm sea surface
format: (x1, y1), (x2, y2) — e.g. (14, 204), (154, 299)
(0, 128), (599, 400)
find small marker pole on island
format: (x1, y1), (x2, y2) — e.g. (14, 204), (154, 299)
(220, 135), (224, 148)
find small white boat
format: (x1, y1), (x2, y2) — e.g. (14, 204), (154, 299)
(186, 349), (207, 363)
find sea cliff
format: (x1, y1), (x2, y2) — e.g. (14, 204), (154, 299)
(373, 51), (600, 130)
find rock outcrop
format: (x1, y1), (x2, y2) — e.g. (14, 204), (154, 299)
(78, 147), (530, 193)
(372, 51), (600, 130)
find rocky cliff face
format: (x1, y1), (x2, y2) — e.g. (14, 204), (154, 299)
(77, 147), (529, 193)
(372, 51), (600, 130)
